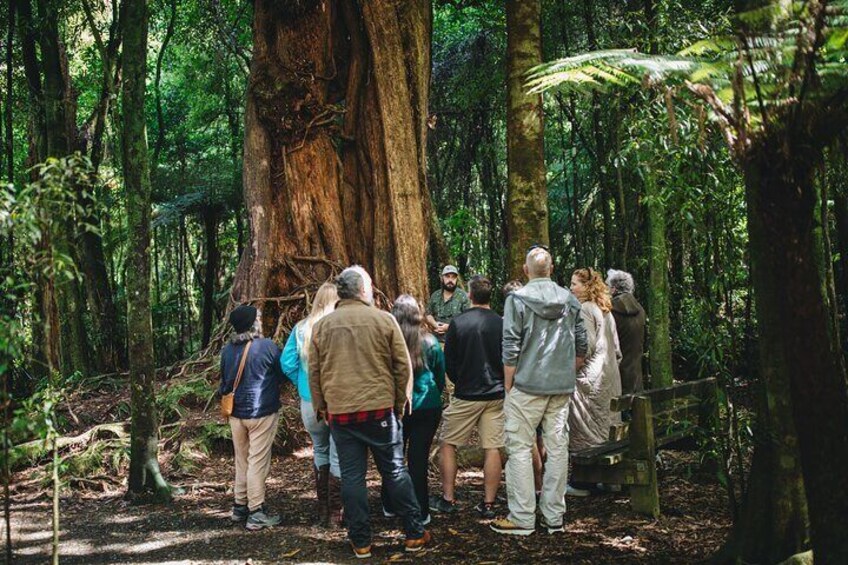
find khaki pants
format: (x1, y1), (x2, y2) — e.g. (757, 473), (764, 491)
(230, 412), (279, 511)
(504, 388), (571, 529)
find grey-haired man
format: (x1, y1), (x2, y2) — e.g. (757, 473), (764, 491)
(491, 246), (588, 536)
(309, 266), (430, 558)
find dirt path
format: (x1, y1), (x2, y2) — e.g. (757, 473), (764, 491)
(7, 448), (729, 564)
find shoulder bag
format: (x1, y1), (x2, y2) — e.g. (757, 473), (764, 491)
(220, 340), (253, 419)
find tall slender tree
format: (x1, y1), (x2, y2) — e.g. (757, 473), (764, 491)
(121, 0), (170, 501)
(505, 0), (548, 278)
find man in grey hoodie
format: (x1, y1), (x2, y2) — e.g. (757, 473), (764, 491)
(490, 246), (587, 536)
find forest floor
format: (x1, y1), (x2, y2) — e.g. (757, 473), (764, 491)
(7, 375), (733, 564)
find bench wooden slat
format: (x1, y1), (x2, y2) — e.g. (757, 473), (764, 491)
(570, 459), (651, 486)
(611, 377), (716, 412)
(608, 422), (629, 442)
(571, 438), (629, 465)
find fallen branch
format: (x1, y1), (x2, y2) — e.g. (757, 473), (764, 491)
(11, 423), (128, 470)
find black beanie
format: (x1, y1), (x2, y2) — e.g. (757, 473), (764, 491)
(229, 305), (258, 334)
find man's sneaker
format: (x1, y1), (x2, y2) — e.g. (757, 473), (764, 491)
(474, 501), (496, 519)
(430, 495), (458, 514)
(566, 484), (591, 497)
(350, 542), (372, 559)
(382, 505), (397, 518)
(245, 506), (281, 530)
(231, 503), (249, 522)
(539, 517), (564, 534)
(404, 530), (432, 553)
(489, 517), (534, 536)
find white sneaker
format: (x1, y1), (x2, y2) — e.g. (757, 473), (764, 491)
(566, 484), (590, 497)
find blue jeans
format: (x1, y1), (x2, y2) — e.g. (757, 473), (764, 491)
(300, 399), (340, 478)
(330, 412), (424, 547)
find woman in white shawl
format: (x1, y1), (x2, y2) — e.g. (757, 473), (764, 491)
(568, 268), (622, 454)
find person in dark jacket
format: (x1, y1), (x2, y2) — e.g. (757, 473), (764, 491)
(606, 269), (646, 394)
(434, 276), (504, 518)
(219, 305), (283, 530)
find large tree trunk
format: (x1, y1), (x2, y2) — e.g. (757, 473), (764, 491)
(121, 0), (170, 501)
(505, 0), (548, 279)
(737, 131), (848, 562)
(232, 0), (431, 316)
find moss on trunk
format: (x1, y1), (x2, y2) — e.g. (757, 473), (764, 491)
(121, 0), (170, 502)
(734, 132), (848, 562)
(644, 171), (673, 388)
(505, 0), (548, 279)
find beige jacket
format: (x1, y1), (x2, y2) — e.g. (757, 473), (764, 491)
(568, 301), (623, 451)
(308, 299), (413, 415)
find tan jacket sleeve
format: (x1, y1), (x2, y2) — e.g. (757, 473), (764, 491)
(308, 321), (326, 412)
(387, 314), (413, 414)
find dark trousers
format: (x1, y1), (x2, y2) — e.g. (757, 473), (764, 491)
(382, 407), (442, 520)
(330, 412), (424, 547)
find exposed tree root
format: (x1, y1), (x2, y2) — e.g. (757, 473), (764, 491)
(11, 423), (127, 470)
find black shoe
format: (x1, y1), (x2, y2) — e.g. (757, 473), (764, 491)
(430, 495), (458, 514)
(474, 501), (496, 519)
(245, 505), (281, 530)
(539, 517), (564, 534)
(231, 504), (249, 522)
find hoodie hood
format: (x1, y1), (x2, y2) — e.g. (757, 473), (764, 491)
(513, 278), (575, 320)
(612, 292), (643, 316)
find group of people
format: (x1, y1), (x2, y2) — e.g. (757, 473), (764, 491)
(217, 245), (646, 558)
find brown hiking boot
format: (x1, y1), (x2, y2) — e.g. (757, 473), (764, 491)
(328, 473), (344, 527)
(315, 464), (330, 526)
(404, 530), (432, 553)
(350, 541), (372, 559)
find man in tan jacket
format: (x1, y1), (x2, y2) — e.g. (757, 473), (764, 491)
(309, 266), (430, 558)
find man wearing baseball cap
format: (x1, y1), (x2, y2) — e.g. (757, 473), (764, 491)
(425, 265), (470, 341)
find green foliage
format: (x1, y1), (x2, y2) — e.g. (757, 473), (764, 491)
(527, 2), (848, 136)
(157, 376), (215, 422)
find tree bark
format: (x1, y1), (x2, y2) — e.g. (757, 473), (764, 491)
(121, 0), (170, 501)
(833, 170), (848, 343)
(78, 0), (124, 372)
(201, 207), (219, 348)
(232, 0), (431, 317)
(737, 131), (848, 562)
(644, 170), (673, 387)
(505, 0), (548, 279)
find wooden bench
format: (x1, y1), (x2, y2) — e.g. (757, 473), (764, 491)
(569, 377), (719, 518)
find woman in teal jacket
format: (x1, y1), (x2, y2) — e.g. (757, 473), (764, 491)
(382, 294), (445, 525)
(281, 282), (340, 526)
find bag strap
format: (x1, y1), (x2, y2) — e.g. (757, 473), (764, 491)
(232, 340), (253, 394)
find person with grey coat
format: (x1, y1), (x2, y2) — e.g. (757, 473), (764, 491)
(490, 246), (587, 537)
(606, 269), (646, 394)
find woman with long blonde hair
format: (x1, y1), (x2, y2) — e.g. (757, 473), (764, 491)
(281, 282), (341, 526)
(567, 268), (622, 492)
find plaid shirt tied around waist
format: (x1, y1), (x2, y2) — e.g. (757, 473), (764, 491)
(327, 407), (393, 425)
